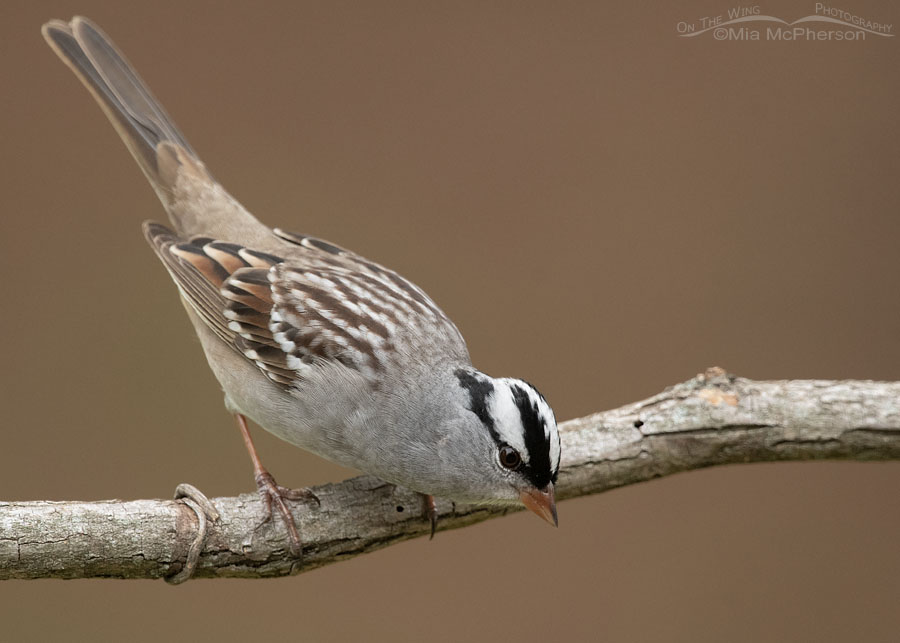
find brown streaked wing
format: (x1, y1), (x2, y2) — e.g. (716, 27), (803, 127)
(273, 227), (469, 362)
(143, 222), (233, 345)
(144, 222), (470, 388)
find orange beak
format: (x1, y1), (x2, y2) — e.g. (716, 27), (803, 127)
(519, 484), (558, 527)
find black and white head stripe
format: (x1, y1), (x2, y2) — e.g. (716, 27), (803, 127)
(456, 370), (560, 488)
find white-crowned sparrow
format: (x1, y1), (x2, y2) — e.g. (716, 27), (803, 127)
(42, 17), (560, 551)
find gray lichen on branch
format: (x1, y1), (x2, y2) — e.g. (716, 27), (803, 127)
(1, 368), (898, 580)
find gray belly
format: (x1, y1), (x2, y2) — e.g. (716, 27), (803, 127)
(185, 306), (374, 470)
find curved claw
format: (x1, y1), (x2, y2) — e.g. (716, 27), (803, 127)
(236, 413), (317, 558)
(275, 484), (320, 506)
(166, 483), (219, 585)
(422, 494), (438, 539)
(255, 471), (304, 557)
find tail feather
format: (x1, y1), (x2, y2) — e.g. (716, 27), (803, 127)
(45, 16), (274, 245)
(42, 18), (210, 214)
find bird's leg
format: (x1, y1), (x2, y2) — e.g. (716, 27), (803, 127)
(422, 493), (438, 539)
(235, 413), (318, 557)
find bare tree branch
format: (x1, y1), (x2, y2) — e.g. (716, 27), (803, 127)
(2, 368), (898, 581)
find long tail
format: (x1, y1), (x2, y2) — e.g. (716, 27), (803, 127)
(42, 17), (268, 243)
(42, 17), (205, 208)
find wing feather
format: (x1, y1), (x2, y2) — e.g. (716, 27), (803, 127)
(143, 223), (469, 388)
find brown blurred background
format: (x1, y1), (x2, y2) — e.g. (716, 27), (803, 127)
(1, 1), (898, 641)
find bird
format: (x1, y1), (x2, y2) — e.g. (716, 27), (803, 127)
(42, 16), (560, 555)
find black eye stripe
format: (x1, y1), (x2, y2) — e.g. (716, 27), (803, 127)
(510, 384), (553, 489)
(456, 370), (556, 488)
(455, 369), (500, 442)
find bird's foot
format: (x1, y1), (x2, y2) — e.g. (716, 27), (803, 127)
(422, 493), (438, 539)
(254, 470), (319, 557)
(166, 483), (220, 584)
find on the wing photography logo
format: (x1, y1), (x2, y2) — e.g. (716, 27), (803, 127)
(676, 3), (893, 41)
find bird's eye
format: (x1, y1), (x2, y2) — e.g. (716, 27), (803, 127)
(498, 445), (522, 470)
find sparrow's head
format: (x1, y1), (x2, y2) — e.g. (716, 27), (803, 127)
(452, 368), (560, 525)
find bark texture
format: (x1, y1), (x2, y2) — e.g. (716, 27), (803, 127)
(2, 369), (898, 581)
